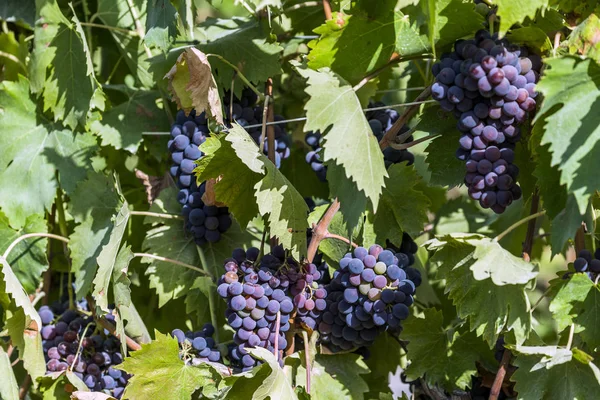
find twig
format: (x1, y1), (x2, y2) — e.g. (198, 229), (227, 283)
(494, 211), (546, 242)
(18, 375), (31, 399)
(78, 22), (138, 36)
(522, 189), (540, 261)
(302, 330), (311, 394)
(259, 95), (271, 154)
(489, 349), (511, 400)
(265, 79), (276, 166)
(388, 134), (440, 150)
(566, 323), (575, 350)
(56, 190), (74, 310)
(129, 210), (184, 220)
(97, 318), (142, 351)
(283, 1), (321, 13)
(307, 200), (341, 263)
(353, 54), (401, 92)
(0, 51), (26, 72)
(133, 253), (213, 277)
(125, 0), (152, 58)
(274, 311), (281, 360)
(379, 86), (432, 150)
(2, 233), (69, 261)
(575, 224), (586, 254)
(322, 0), (332, 19)
(207, 54), (263, 100)
(197, 247), (219, 342)
(323, 233), (358, 248)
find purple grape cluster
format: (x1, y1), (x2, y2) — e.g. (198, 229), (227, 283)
(217, 247), (294, 371)
(430, 29), (542, 213)
(305, 102), (414, 182)
(170, 324), (222, 365)
(573, 249), (600, 281)
(169, 110), (232, 245)
(319, 234), (421, 352)
(224, 88), (291, 168)
(40, 303), (128, 398)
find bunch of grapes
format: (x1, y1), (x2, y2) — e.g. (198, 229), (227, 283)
(217, 247), (294, 371)
(304, 102), (414, 182)
(170, 324), (222, 365)
(224, 88), (291, 168)
(40, 303), (129, 398)
(430, 29), (542, 213)
(573, 249), (600, 281)
(169, 110), (232, 245)
(319, 234), (421, 352)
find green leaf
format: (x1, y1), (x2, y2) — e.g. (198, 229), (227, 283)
(511, 345), (600, 399)
(279, 148), (329, 200)
(362, 333), (404, 397)
(495, 0), (549, 36)
(0, 30), (28, 81)
(119, 331), (221, 400)
(38, 371), (89, 400)
(326, 162), (369, 231)
(68, 172), (123, 299)
(295, 64), (387, 217)
(145, 0), (177, 52)
(247, 347), (298, 399)
(199, 18), (283, 94)
(93, 203), (130, 312)
(550, 195), (592, 254)
(307, 2), (399, 85)
(403, 308), (492, 390)
(549, 273), (600, 349)
(196, 126), (308, 258)
(568, 14), (600, 63)
(535, 56), (600, 215)
(506, 27), (553, 53)
(427, 235), (535, 346)
(91, 88), (169, 152)
(0, 343), (19, 400)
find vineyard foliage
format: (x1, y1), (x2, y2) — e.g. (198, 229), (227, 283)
(1, 0), (600, 399)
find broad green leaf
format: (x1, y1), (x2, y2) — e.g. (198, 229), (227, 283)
(536, 57), (600, 215)
(279, 148), (329, 200)
(196, 126), (308, 258)
(427, 235), (535, 346)
(507, 27), (553, 53)
(550, 195), (592, 254)
(119, 331), (221, 399)
(38, 370), (92, 399)
(496, 0), (550, 36)
(568, 14), (600, 62)
(145, 0), (177, 52)
(403, 308), (492, 390)
(93, 203), (130, 312)
(295, 65), (387, 217)
(198, 18), (283, 95)
(247, 347), (298, 400)
(0, 30), (28, 81)
(184, 276), (215, 328)
(112, 245), (134, 309)
(0, 346), (19, 400)
(362, 334), (404, 397)
(326, 162), (369, 231)
(90, 88), (169, 153)
(511, 345), (600, 399)
(307, 2), (399, 85)
(0, 213), (48, 293)
(0, 0), (35, 28)
(68, 172), (123, 298)
(549, 273), (600, 349)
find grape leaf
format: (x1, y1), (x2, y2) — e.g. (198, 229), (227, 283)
(279, 147), (329, 200)
(144, 0), (177, 52)
(0, 0), (35, 28)
(307, 2), (400, 85)
(568, 14), (600, 62)
(119, 331), (221, 400)
(326, 162), (369, 231)
(184, 276), (215, 329)
(0, 346), (19, 400)
(362, 334), (404, 397)
(165, 48), (224, 125)
(535, 56), (600, 214)
(247, 347), (298, 399)
(0, 29), (28, 81)
(550, 195), (592, 254)
(495, 0), (550, 37)
(198, 18), (283, 95)
(427, 235), (535, 346)
(507, 27), (553, 53)
(295, 64), (387, 217)
(0, 213), (48, 293)
(91, 88), (169, 152)
(68, 172), (124, 299)
(403, 308), (492, 390)
(549, 273), (600, 349)
(511, 346), (600, 399)
(93, 203), (130, 312)
(196, 126), (308, 258)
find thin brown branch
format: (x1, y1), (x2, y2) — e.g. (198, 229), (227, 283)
(489, 349), (511, 400)
(283, 1), (321, 13)
(274, 311), (281, 361)
(522, 189), (540, 261)
(302, 330), (311, 394)
(322, 0), (332, 19)
(18, 375), (31, 400)
(97, 318), (142, 351)
(265, 79), (277, 166)
(353, 54), (401, 92)
(388, 134), (440, 150)
(307, 200), (341, 263)
(323, 233), (358, 248)
(575, 224), (586, 254)
(379, 86), (432, 150)
(494, 210), (546, 243)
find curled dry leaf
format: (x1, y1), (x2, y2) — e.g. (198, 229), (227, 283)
(165, 48), (224, 125)
(201, 178), (226, 207)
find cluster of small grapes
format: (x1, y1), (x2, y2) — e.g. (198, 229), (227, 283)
(430, 29), (542, 213)
(224, 88), (291, 168)
(319, 234), (421, 352)
(168, 110), (232, 245)
(170, 324), (222, 365)
(40, 303), (128, 398)
(573, 249), (600, 281)
(304, 102), (414, 182)
(217, 247), (294, 371)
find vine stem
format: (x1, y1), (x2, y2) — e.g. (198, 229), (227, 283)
(353, 54), (433, 93)
(129, 210), (184, 220)
(494, 210), (546, 242)
(388, 134), (440, 150)
(125, 0), (152, 58)
(489, 349), (511, 400)
(283, 1), (321, 13)
(379, 86), (432, 150)
(566, 323), (575, 350)
(274, 311), (281, 360)
(2, 233), (70, 261)
(301, 330), (311, 394)
(97, 317), (142, 351)
(55, 190), (75, 310)
(78, 22), (138, 36)
(322, 0), (332, 19)
(133, 253), (212, 278)
(307, 200), (341, 263)
(197, 247), (219, 343)
(322, 233), (357, 248)
(18, 375), (31, 400)
(206, 54), (263, 100)
(0, 50), (26, 72)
